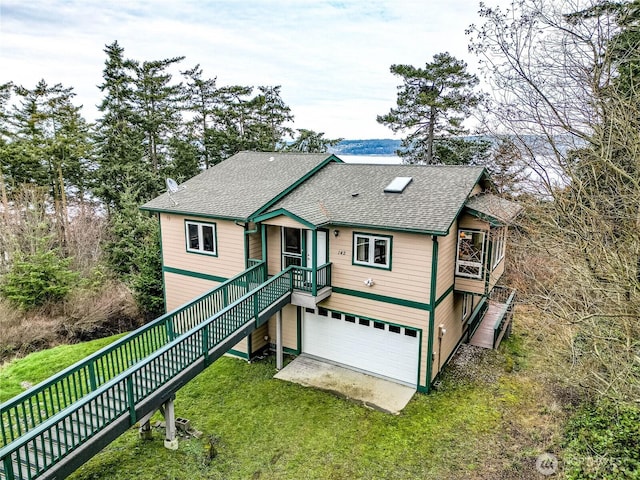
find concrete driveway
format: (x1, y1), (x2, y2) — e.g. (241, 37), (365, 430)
(274, 355), (415, 414)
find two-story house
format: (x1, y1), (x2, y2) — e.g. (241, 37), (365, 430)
(141, 151), (520, 393)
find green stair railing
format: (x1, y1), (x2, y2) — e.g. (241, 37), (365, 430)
(0, 262), (267, 448)
(0, 266), (293, 480)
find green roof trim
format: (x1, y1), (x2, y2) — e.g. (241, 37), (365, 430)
(442, 167), (489, 236)
(139, 207), (245, 222)
(252, 208), (317, 230)
(249, 154), (342, 219)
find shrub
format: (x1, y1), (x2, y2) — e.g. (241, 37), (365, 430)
(0, 236), (78, 310)
(563, 401), (640, 479)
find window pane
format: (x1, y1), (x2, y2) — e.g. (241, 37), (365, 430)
(188, 224), (199, 250)
(202, 226), (214, 252)
(284, 228), (301, 254)
(356, 237), (369, 262)
(458, 231), (483, 263)
(283, 255), (302, 267)
(374, 239), (387, 265)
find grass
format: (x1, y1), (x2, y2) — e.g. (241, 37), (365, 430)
(0, 310), (570, 479)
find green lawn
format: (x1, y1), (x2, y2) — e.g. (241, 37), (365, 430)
(0, 326), (564, 479)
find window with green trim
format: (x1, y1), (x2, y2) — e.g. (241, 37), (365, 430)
(353, 233), (391, 269)
(185, 221), (217, 255)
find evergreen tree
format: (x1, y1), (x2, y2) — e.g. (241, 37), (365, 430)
(133, 55), (186, 194)
(94, 41), (146, 211)
(104, 184), (163, 318)
(377, 52), (483, 164)
(285, 129), (343, 153)
(245, 85), (294, 151)
(182, 64), (219, 169)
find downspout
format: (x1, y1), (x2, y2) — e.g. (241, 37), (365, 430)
(426, 235), (439, 392)
(235, 220), (259, 268)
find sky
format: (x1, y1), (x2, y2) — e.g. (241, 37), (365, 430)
(0, 0), (503, 140)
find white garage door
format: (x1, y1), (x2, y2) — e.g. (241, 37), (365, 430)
(302, 309), (420, 386)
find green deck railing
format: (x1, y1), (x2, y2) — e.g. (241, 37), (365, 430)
(291, 263), (332, 295)
(0, 266), (293, 480)
(492, 287), (516, 348)
(0, 262), (267, 448)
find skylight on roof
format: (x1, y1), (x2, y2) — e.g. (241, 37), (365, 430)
(384, 176), (413, 193)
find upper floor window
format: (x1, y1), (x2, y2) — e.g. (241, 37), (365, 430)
(185, 220), (217, 256)
(353, 233), (391, 269)
(490, 227), (506, 270)
(456, 229), (485, 279)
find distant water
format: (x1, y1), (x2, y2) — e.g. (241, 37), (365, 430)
(338, 154), (402, 164)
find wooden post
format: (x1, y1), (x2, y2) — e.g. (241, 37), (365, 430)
(162, 396), (179, 450)
(276, 310), (283, 370)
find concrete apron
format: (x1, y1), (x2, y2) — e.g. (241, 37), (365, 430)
(274, 355), (416, 415)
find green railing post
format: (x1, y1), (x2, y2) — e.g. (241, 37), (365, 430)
(88, 363), (97, 391)
(126, 377), (136, 424)
(3, 455), (14, 480)
(202, 328), (210, 366)
(166, 318), (175, 342)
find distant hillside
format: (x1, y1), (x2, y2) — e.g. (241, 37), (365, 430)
(329, 139), (400, 155)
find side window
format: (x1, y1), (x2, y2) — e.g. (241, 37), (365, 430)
(462, 293), (474, 321)
(456, 229), (485, 279)
(185, 221), (217, 256)
(353, 233), (391, 269)
(490, 227), (506, 270)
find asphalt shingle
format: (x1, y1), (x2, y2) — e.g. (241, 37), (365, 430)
(464, 193), (523, 224)
(141, 151), (335, 219)
(264, 163), (487, 234)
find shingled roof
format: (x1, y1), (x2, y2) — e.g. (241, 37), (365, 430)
(259, 163), (487, 234)
(141, 151), (338, 220)
(464, 192), (523, 225)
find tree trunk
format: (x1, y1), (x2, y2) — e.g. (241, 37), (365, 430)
(427, 106), (436, 164)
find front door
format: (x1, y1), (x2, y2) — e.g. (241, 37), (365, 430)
(282, 227), (302, 268)
(306, 230), (327, 267)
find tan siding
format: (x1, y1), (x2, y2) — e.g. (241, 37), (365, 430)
(435, 226), (457, 300)
(266, 224), (282, 275)
(319, 292), (431, 386)
(262, 215), (309, 229)
(251, 324), (269, 352)
(231, 338), (248, 356)
(329, 227), (432, 304)
(160, 213), (245, 279)
(267, 304), (299, 351)
(432, 292), (464, 379)
(458, 213), (489, 231)
(471, 184), (483, 196)
(164, 272), (219, 311)
(248, 223), (262, 261)
(454, 277), (485, 294)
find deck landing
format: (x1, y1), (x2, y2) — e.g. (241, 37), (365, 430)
(469, 301), (509, 349)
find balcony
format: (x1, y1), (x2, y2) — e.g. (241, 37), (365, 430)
(290, 262), (332, 308)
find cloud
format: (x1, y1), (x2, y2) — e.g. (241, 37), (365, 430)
(0, 0), (506, 138)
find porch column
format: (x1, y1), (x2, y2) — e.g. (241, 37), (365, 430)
(311, 229), (317, 296)
(276, 310), (283, 370)
(261, 223), (268, 263)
